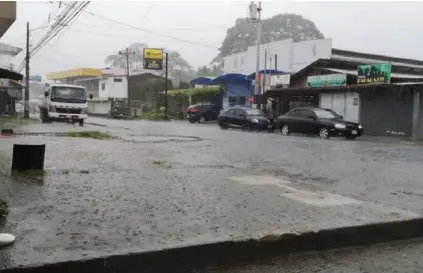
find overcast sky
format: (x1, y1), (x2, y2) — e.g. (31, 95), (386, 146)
(2, 1), (423, 78)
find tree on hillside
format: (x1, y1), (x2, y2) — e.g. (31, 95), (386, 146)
(195, 65), (222, 78)
(105, 43), (195, 82)
(212, 14), (325, 65)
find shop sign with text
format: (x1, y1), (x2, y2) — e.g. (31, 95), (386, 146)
(307, 73), (347, 87)
(357, 63), (391, 84)
(143, 48), (164, 70)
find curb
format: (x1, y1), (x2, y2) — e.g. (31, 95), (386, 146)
(2, 217), (423, 273)
(84, 122), (108, 128)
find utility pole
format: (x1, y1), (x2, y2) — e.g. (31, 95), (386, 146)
(262, 48), (267, 94)
(24, 21), (30, 119)
(274, 54), (278, 70)
(254, 1), (262, 96)
(249, 1), (262, 108)
(164, 52), (169, 120)
(119, 48), (135, 117)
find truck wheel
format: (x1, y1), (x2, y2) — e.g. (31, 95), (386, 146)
(41, 109), (48, 123)
(78, 119), (84, 127)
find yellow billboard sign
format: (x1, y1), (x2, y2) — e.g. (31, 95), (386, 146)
(143, 48), (163, 60)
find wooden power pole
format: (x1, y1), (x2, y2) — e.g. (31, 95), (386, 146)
(24, 21), (30, 119)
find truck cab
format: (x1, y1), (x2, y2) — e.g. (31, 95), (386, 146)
(38, 83), (92, 126)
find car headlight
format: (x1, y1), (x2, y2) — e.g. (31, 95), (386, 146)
(80, 108), (87, 114)
(49, 106), (56, 112)
(358, 125), (363, 129)
(251, 118), (259, 123)
(334, 123), (346, 129)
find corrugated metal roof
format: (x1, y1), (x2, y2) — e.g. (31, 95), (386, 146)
(0, 43), (22, 56)
(47, 68), (102, 80)
(331, 53), (423, 70)
(324, 68), (423, 79)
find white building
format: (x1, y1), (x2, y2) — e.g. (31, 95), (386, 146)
(223, 38), (333, 75)
(75, 68), (169, 115)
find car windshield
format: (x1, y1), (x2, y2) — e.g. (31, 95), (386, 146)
(313, 109), (341, 119)
(245, 108), (264, 116)
(51, 87), (86, 103)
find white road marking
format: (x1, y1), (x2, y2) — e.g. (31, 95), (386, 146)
(230, 175), (360, 207)
(230, 175), (419, 217)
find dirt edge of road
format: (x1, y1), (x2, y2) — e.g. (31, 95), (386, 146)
(2, 217), (423, 273)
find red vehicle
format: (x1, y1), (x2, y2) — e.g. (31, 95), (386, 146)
(186, 104), (221, 123)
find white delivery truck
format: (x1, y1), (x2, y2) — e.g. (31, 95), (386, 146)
(38, 83), (93, 126)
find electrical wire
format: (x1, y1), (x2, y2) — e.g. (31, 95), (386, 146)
(32, 2), (88, 56)
(16, 2), (78, 71)
(74, 22), (230, 31)
(18, 1), (90, 72)
(83, 11), (218, 49)
(67, 28), (222, 47)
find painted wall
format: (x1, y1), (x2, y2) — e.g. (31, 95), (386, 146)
(87, 100), (111, 115)
(223, 38), (332, 75)
(222, 83), (251, 109)
(416, 90), (423, 138)
(99, 77), (127, 99)
(319, 92), (360, 123)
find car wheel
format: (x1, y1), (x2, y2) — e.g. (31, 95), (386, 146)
(281, 125), (289, 136)
(346, 135), (357, 140)
(242, 122), (251, 131)
(219, 123), (228, 130)
(318, 127), (330, 139)
(189, 119), (196, 124)
(198, 116), (205, 124)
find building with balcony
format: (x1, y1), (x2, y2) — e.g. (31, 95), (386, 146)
(0, 1), (16, 39)
(0, 1), (24, 115)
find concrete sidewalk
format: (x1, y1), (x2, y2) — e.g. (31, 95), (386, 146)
(0, 134), (422, 270)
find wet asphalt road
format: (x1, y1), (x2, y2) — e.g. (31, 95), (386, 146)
(210, 238), (423, 273)
(0, 117), (423, 269)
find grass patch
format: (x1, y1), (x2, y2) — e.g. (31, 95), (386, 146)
(67, 131), (112, 140)
(0, 199), (9, 220)
(0, 116), (37, 128)
(12, 169), (46, 177)
(138, 112), (173, 121)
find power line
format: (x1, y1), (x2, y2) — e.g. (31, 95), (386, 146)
(68, 28), (222, 46)
(83, 11), (218, 49)
(17, 2), (78, 71)
(74, 22), (230, 31)
(32, 2), (88, 56)
(18, 2), (90, 72)
(140, 2), (152, 25)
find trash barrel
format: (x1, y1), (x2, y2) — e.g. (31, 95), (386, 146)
(12, 144), (46, 172)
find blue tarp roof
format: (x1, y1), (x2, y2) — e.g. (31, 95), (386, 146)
(211, 73), (249, 84)
(245, 69), (287, 80)
(189, 77), (213, 85)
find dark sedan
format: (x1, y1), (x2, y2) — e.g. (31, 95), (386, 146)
(277, 107), (363, 139)
(218, 106), (274, 131)
(186, 104), (221, 123)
